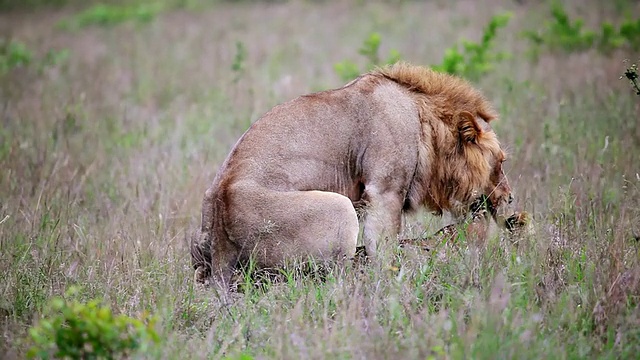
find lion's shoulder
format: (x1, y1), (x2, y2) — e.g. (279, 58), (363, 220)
(370, 62), (499, 123)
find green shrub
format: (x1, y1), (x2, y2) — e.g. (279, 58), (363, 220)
(523, 3), (596, 52)
(59, 2), (165, 30)
(0, 39), (32, 75)
(597, 21), (626, 53)
(334, 13), (511, 83)
(334, 32), (401, 82)
(524, 2), (640, 56)
(431, 12), (511, 81)
(0, 38), (68, 76)
(27, 288), (160, 360)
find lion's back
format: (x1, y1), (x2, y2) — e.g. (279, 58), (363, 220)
(218, 77), (396, 190)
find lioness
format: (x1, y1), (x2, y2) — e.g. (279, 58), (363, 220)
(192, 62), (513, 286)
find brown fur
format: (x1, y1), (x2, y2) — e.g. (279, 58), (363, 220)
(193, 62), (512, 287)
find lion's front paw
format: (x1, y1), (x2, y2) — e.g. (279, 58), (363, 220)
(398, 237), (432, 251)
(352, 245), (370, 265)
(194, 265), (210, 286)
(504, 211), (535, 236)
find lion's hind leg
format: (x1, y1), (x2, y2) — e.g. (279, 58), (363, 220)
(225, 184), (360, 269)
(263, 190), (359, 267)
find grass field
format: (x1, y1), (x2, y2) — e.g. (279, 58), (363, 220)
(1, 0), (639, 358)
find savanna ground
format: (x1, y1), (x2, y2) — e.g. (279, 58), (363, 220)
(1, 0), (640, 358)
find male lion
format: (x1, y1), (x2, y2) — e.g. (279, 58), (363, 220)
(192, 62), (513, 287)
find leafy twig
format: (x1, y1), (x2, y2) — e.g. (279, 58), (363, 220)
(622, 60), (640, 96)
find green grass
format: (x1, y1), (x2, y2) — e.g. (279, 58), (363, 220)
(1, 0), (640, 358)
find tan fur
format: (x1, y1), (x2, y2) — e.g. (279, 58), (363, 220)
(192, 62), (512, 287)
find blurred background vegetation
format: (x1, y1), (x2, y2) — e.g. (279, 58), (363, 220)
(1, 0), (639, 359)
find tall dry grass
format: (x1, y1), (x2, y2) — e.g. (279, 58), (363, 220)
(1, 0), (639, 358)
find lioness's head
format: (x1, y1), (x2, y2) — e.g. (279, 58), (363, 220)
(454, 110), (512, 218)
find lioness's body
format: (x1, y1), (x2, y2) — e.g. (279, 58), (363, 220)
(194, 63), (511, 286)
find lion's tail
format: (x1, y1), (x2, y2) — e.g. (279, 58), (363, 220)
(190, 229), (212, 272)
(191, 186), (218, 282)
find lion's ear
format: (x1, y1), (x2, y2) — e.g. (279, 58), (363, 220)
(457, 111), (482, 144)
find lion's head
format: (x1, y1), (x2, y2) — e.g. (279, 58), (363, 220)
(453, 110), (513, 219)
(374, 63), (513, 219)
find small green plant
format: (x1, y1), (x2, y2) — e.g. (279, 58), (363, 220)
(231, 40), (247, 83)
(0, 39), (32, 75)
(0, 38), (69, 76)
(357, 32), (402, 69)
(621, 60), (640, 96)
(27, 287), (160, 360)
(334, 32), (402, 82)
(223, 353), (255, 360)
(42, 48), (70, 67)
(431, 12), (511, 81)
(59, 2), (165, 30)
(333, 60), (361, 83)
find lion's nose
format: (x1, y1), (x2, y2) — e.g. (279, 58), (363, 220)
(508, 193), (514, 204)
